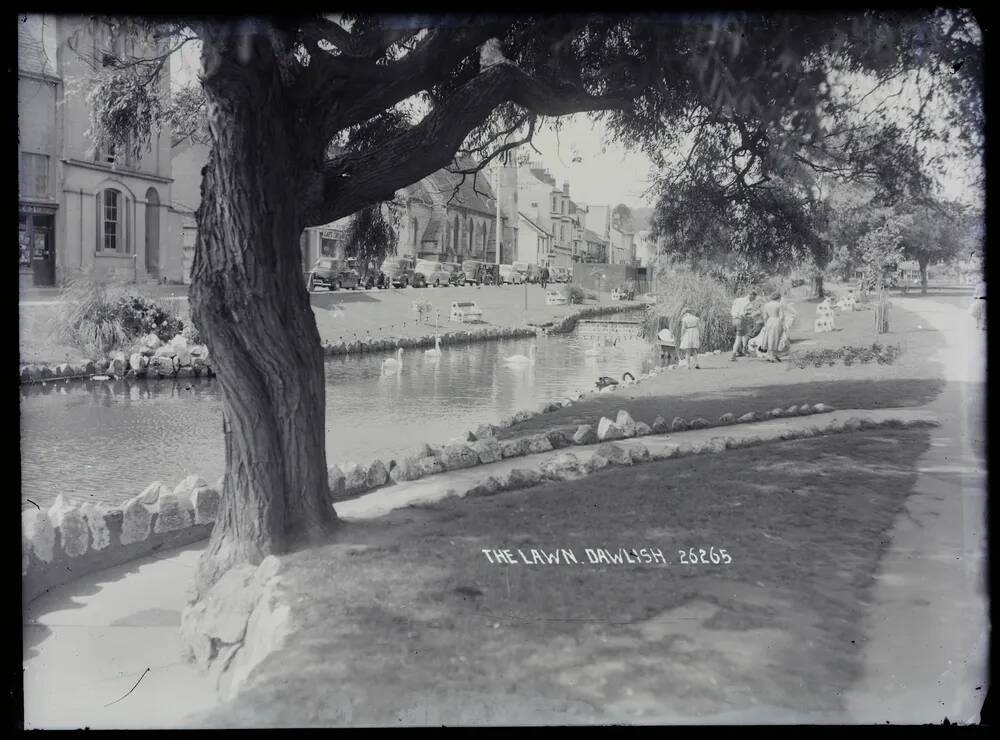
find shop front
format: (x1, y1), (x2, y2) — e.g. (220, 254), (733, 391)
(19, 205), (57, 289)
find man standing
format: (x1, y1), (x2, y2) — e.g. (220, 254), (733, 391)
(540, 264), (550, 289)
(730, 289), (758, 360)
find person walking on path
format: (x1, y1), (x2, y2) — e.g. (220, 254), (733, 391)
(678, 307), (701, 369)
(756, 291), (786, 362)
(730, 289), (758, 360)
(540, 265), (550, 289)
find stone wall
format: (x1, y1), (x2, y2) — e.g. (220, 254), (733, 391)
(22, 475), (221, 603)
(19, 332), (215, 386)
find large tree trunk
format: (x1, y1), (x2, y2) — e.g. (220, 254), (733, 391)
(811, 272), (824, 299)
(189, 65), (336, 596)
(918, 256), (929, 295)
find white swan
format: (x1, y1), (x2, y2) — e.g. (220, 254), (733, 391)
(425, 335), (442, 358)
(381, 348), (403, 372)
(502, 344), (536, 366)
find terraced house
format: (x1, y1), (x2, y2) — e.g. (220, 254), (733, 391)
(17, 14), (179, 288)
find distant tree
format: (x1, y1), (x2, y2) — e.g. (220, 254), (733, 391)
(343, 200), (401, 278)
(895, 199), (979, 293)
(612, 203), (634, 232)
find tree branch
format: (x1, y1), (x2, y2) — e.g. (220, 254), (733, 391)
(308, 64), (643, 224)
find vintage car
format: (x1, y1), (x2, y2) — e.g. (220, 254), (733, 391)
(511, 261), (533, 283)
(307, 258), (359, 291)
(498, 264), (525, 284)
(442, 261), (465, 286)
(414, 259), (453, 287)
(379, 256), (417, 288)
(550, 266), (571, 283)
(459, 259), (485, 285)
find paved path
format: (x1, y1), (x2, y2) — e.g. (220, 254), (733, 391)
(842, 297), (988, 724)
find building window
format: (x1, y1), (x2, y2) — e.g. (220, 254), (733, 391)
(552, 196), (557, 212)
(96, 188), (132, 254)
(321, 237), (339, 257)
(482, 224), (487, 253)
(20, 152), (49, 198)
(411, 217), (418, 247)
(468, 218), (473, 252)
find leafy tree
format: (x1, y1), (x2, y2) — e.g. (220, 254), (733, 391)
(343, 200), (402, 279)
(612, 203), (633, 232)
(77, 11), (983, 592)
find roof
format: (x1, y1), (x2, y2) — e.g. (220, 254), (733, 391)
(583, 228), (608, 245)
(423, 160), (497, 216)
(421, 214), (443, 243)
(518, 211), (551, 237)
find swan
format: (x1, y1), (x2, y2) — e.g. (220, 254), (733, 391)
(425, 335), (442, 358)
(381, 348), (403, 372)
(502, 344), (536, 366)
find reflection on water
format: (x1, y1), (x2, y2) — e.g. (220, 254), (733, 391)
(20, 324), (654, 507)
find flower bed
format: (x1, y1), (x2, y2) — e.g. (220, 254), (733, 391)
(788, 343), (903, 369)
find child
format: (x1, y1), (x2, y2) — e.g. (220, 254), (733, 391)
(679, 308), (701, 369)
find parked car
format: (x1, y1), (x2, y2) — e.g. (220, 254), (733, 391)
(550, 266), (571, 283)
(460, 259), (486, 285)
(498, 264), (525, 284)
(512, 261), (532, 283)
(442, 262), (464, 286)
(414, 259), (452, 287)
(480, 263), (499, 286)
(307, 258), (359, 291)
(379, 256), (416, 288)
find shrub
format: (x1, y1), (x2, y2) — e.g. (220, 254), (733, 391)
(789, 343), (903, 369)
(560, 284), (586, 304)
(51, 272), (187, 357)
(115, 293), (184, 342)
(641, 263), (735, 351)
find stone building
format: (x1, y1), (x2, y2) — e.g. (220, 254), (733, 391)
(18, 14), (177, 288)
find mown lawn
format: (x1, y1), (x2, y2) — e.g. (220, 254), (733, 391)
(196, 427), (931, 726)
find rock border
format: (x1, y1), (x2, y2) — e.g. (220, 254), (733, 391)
(22, 475), (222, 603)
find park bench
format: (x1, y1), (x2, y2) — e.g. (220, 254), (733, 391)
(450, 301), (483, 323)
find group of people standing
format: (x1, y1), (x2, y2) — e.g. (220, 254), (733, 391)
(655, 288), (789, 368)
(731, 290), (788, 362)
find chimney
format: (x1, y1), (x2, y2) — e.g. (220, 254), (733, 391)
(562, 182), (570, 195)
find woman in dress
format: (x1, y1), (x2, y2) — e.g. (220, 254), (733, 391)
(756, 292), (786, 362)
(970, 280), (986, 331)
(678, 307), (701, 369)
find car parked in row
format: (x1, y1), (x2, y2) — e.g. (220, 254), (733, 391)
(307, 258), (359, 291)
(499, 264), (525, 284)
(443, 262), (465, 286)
(414, 259), (452, 287)
(379, 256), (417, 288)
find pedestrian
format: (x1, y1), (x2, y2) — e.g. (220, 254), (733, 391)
(969, 279), (986, 330)
(678, 307), (701, 369)
(756, 291), (786, 362)
(540, 265), (550, 289)
(656, 316), (678, 366)
(730, 289), (759, 361)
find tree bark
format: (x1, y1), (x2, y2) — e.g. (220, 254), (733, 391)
(189, 59), (335, 596)
(918, 256), (928, 295)
(811, 273), (824, 299)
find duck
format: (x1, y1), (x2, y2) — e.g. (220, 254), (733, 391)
(502, 344), (536, 366)
(595, 375), (619, 389)
(381, 348), (404, 372)
(425, 335), (442, 358)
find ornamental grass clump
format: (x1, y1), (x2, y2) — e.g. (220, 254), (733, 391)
(52, 272), (188, 357)
(641, 263), (735, 352)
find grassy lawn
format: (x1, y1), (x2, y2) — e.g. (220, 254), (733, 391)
(497, 292), (946, 441)
(197, 427), (931, 726)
